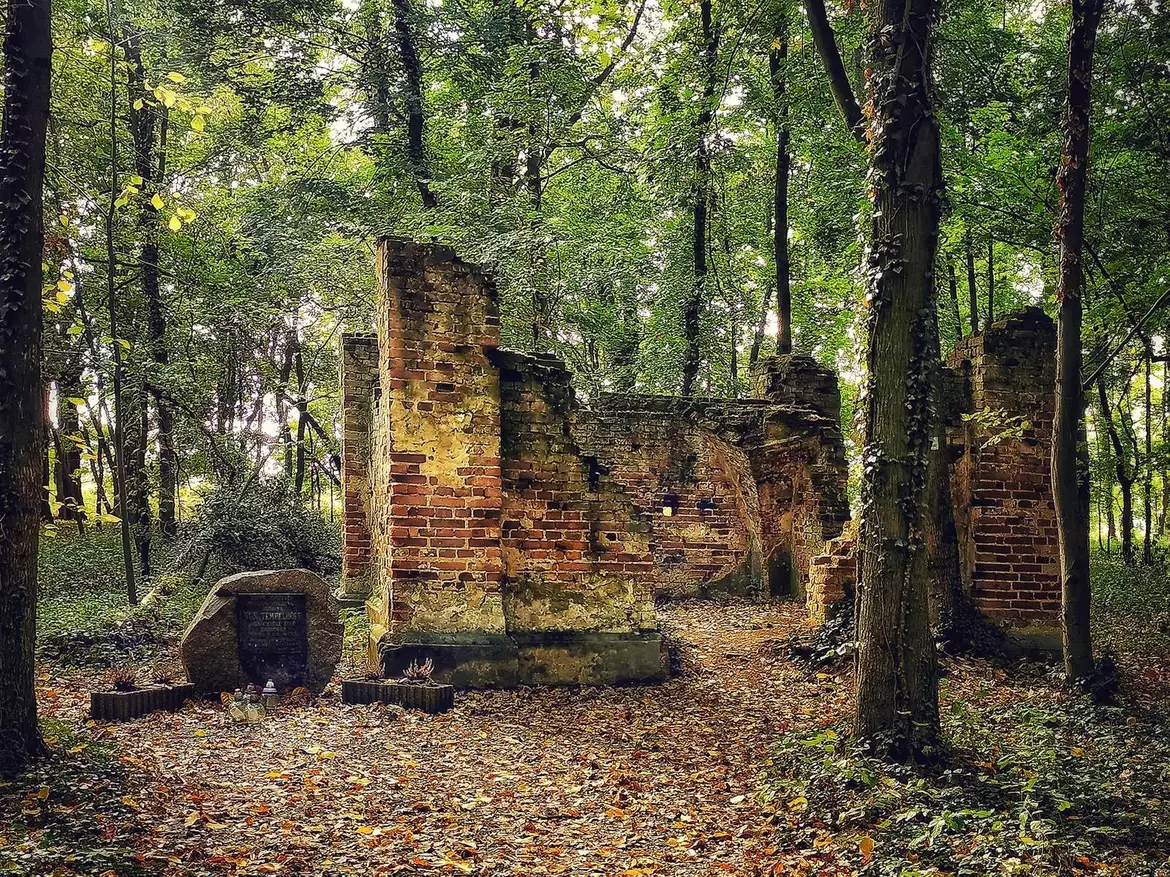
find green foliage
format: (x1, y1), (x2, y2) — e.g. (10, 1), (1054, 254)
(37, 529), (206, 666)
(766, 681), (1170, 875)
(175, 477), (341, 577)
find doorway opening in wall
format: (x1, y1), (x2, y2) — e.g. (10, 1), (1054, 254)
(768, 549), (795, 599)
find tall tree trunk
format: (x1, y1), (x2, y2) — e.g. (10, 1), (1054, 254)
(681, 0), (718, 396)
(1097, 379), (1132, 561)
(39, 382), (53, 521)
(293, 334), (308, 495)
(0, 0), (51, 776)
(391, 0), (437, 209)
(105, 0), (136, 605)
(126, 34), (171, 541)
(1143, 350), (1152, 563)
(986, 238), (995, 325)
(965, 232), (979, 334)
(852, 0), (941, 759)
(947, 261), (963, 342)
(1052, 0), (1104, 682)
(1160, 359), (1168, 539)
(771, 13), (792, 355)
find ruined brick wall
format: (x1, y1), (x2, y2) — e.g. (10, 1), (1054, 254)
(496, 351), (658, 633)
(339, 333), (378, 598)
(342, 239), (854, 682)
(575, 406), (762, 600)
(578, 381), (850, 603)
(945, 307), (1060, 627)
(363, 239), (507, 651)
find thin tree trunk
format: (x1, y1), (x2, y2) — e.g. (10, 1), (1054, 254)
(55, 363), (87, 526)
(1160, 359), (1168, 539)
(851, 0), (941, 759)
(39, 382), (53, 521)
(1097, 379), (1133, 561)
(801, 0), (865, 142)
(681, 0), (718, 397)
(0, 0), (51, 775)
(1144, 350), (1152, 563)
(771, 13), (792, 355)
(391, 0), (437, 209)
(986, 237), (995, 325)
(1052, 0), (1104, 682)
(948, 261), (963, 342)
(293, 334), (308, 494)
(965, 232), (980, 334)
(105, 0), (136, 605)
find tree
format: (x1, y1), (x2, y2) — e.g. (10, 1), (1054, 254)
(851, 0), (942, 758)
(680, 0), (719, 396)
(1052, 0), (1105, 682)
(0, 0), (52, 775)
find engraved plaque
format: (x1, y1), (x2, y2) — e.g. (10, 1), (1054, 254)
(236, 593), (308, 691)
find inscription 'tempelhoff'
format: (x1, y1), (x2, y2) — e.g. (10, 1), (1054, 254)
(236, 593), (308, 691)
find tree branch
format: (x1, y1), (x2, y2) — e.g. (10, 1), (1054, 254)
(803, 0), (865, 143)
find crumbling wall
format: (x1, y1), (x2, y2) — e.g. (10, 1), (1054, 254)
(945, 307), (1060, 628)
(339, 238), (855, 684)
(339, 333), (378, 599)
(578, 380), (850, 603)
(496, 349), (658, 638)
(574, 408), (760, 600)
(363, 239), (508, 658)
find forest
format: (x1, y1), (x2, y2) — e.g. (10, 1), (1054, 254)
(1, 0), (1170, 874)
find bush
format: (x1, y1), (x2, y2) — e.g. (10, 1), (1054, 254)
(176, 477), (341, 577)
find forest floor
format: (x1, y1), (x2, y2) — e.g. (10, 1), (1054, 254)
(3, 533), (1170, 876)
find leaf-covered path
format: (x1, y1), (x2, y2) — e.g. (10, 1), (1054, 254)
(40, 602), (850, 876)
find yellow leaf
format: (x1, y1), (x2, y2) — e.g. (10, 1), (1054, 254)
(787, 796), (808, 811)
(356, 826), (374, 835)
(151, 193), (165, 210)
(167, 71), (185, 83)
(168, 215), (182, 232)
(193, 729), (207, 737)
(860, 835), (875, 861)
(205, 821), (227, 830)
(319, 751), (336, 760)
(191, 115), (205, 133)
(35, 786), (50, 800)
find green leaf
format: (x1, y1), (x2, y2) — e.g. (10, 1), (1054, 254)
(191, 115), (206, 133)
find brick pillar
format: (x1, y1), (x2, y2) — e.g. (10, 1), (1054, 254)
(339, 333), (378, 599)
(365, 238), (511, 677)
(946, 307), (1060, 634)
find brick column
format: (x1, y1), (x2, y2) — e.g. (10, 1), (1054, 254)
(339, 333), (378, 599)
(365, 239), (511, 677)
(946, 308), (1060, 634)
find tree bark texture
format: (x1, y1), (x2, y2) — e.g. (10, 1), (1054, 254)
(771, 13), (792, 354)
(1052, 0), (1103, 681)
(0, 0), (51, 775)
(853, 0), (941, 759)
(392, 0), (437, 209)
(680, 0), (718, 396)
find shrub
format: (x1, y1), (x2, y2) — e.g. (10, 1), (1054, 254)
(175, 477), (341, 576)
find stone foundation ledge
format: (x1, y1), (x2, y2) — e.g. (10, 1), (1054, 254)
(377, 630), (667, 688)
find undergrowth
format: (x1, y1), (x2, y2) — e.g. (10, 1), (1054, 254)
(0, 720), (147, 876)
(764, 669), (1170, 876)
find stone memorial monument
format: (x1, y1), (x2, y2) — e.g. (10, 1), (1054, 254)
(180, 569), (343, 695)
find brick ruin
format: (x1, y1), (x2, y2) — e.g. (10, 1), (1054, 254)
(339, 240), (1062, 685)
(806, 307), (1061, 641)
(339, 238), (849, 686)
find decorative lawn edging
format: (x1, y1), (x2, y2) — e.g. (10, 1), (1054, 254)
(90, 683), (196, 721)
(341, 679), (454, 714)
